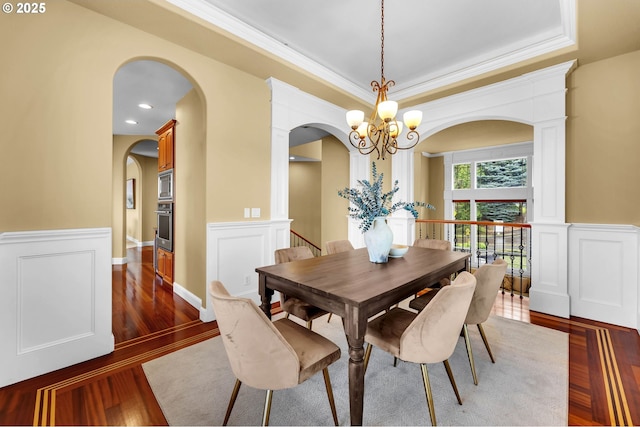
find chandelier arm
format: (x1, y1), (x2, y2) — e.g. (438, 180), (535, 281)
(349, 131), (381, 158)
(393, 130), (421, 151)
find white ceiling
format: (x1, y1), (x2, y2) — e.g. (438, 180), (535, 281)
(117, 0), (574, 156)
(179, 0), (572, 101)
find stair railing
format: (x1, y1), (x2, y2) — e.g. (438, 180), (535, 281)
(290, 230), (322, 257)
(416, 219), (532, 298)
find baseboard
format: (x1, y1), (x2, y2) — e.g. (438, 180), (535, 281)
(173, 282), (213, 322)
(529, 288), (570, 318)
(112, 257), (127, 265)
(127, 236), (154, 246)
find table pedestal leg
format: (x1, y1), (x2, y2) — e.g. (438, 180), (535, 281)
(258, 275), (273, 319)
(347, 328), (364, 426)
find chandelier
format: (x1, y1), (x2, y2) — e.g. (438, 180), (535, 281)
(346, 0), (423, 160)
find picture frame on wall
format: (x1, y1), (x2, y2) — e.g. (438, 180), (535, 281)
(126, 179), (135, 209)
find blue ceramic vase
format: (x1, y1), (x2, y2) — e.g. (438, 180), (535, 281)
(364, 217), (393, 263)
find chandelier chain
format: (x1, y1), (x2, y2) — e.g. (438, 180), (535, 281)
(380, 0), (385, 82)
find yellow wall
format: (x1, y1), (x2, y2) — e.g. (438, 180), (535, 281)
(288, 137), (350, 252)
(175, 89), (207, 300)
(113, 135), (156, 257)
(421, 120), (533, 154)
(566, 49), (640, 225)
(1, 0), (271, 234)
(124, 154), (157, 245)
(289, 161), (322, 246)
(138, 155), (159, 243)
(320, 137), (350, 251)
(2, 1), (115, 231)
(126, 160), (141, 241)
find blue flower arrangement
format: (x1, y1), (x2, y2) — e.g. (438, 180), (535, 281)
(338, 162), (435, 232)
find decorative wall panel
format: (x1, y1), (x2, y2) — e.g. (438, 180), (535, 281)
(569, 224), (638, 328)
(0, 228), (113, 387)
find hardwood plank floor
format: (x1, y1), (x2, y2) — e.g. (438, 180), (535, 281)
(1, 246), (638, 426)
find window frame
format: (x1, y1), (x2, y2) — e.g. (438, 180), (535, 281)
(442, 142), (533, 273)
(444, 141), (533, 223)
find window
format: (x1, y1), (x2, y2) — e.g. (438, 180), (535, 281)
(453, 163), (471, 190)
(443, 143), (533, 273)
(476, 158), (527, 189)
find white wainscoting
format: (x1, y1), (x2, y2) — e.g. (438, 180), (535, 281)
(0, 228), (114, 387)
(529, 223), (570, 318)
(204, 220), (292, 322)
(568, 224), (639, 330)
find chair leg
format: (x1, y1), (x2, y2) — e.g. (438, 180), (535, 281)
(442, 360), (462, 405)
(420, 363), (437, 426)
(462, 324), (478, 385)
(223, 379), (242, 426)
(327, 313), (333, 322)
(363, 343), (373, 373)
(322, 368), (339, 426)
(477, 323), (495, 363)
(261, 389), (273, 426)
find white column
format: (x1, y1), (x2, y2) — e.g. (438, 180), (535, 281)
(387, 150), (415, 245)
(347, 153), (369, 248)
(269, 125), (290, 221)
(529, 111), (570, 316)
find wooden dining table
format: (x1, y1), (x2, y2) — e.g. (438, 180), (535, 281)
(255, 246), (471, 426)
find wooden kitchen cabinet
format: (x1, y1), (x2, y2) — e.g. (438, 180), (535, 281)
(156, 248), (174, 284)
(156, 119), (176, 172)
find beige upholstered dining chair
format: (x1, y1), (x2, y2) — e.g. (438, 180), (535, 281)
(324, 239), (355, 322)
(412, 238), (453, 288)
(209, 280), (341, 426)
(362, 272), (477, 426)
(325, 239), (354, 255)
(274, 247), (330, 329)
(413, 238), (451, 252)
(409, 258), (508, 385)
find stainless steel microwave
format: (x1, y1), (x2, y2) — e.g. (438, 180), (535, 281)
(158, 169), (174, 201)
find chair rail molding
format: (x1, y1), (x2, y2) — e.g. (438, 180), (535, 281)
(204, 219), (292, 322)
(0, 227), (114, 387)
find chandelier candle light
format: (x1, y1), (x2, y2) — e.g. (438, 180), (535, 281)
(346, 0), (423, 160)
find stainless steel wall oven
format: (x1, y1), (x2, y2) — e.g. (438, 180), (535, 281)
(156, 202), (173, 252)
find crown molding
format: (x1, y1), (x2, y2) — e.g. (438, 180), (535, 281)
(167, 0), (576, 106)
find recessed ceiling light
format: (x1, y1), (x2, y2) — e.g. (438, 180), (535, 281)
(138, 103), (153, 109)
(289, 156), (295, 160)
(125, 119), (138, 125)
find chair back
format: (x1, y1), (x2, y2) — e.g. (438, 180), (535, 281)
(325, 239), (355, 255)
(208, 281), (300, 390)
(399, 271), (476, 364)
(465, 258), (508, 325)
(412, 238), (451, 251)
(275, 246), (314, 264)
(274, 246), (315, 305)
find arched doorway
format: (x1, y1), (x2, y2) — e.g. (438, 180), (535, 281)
(111, 59), (193, 263)
(111, 58), (207, 332)
(288, 126), (351, 253)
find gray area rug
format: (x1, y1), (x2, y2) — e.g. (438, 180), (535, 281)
(143, 310), (568, 426)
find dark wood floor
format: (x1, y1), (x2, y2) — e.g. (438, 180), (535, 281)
(1, 246), (639, 426)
